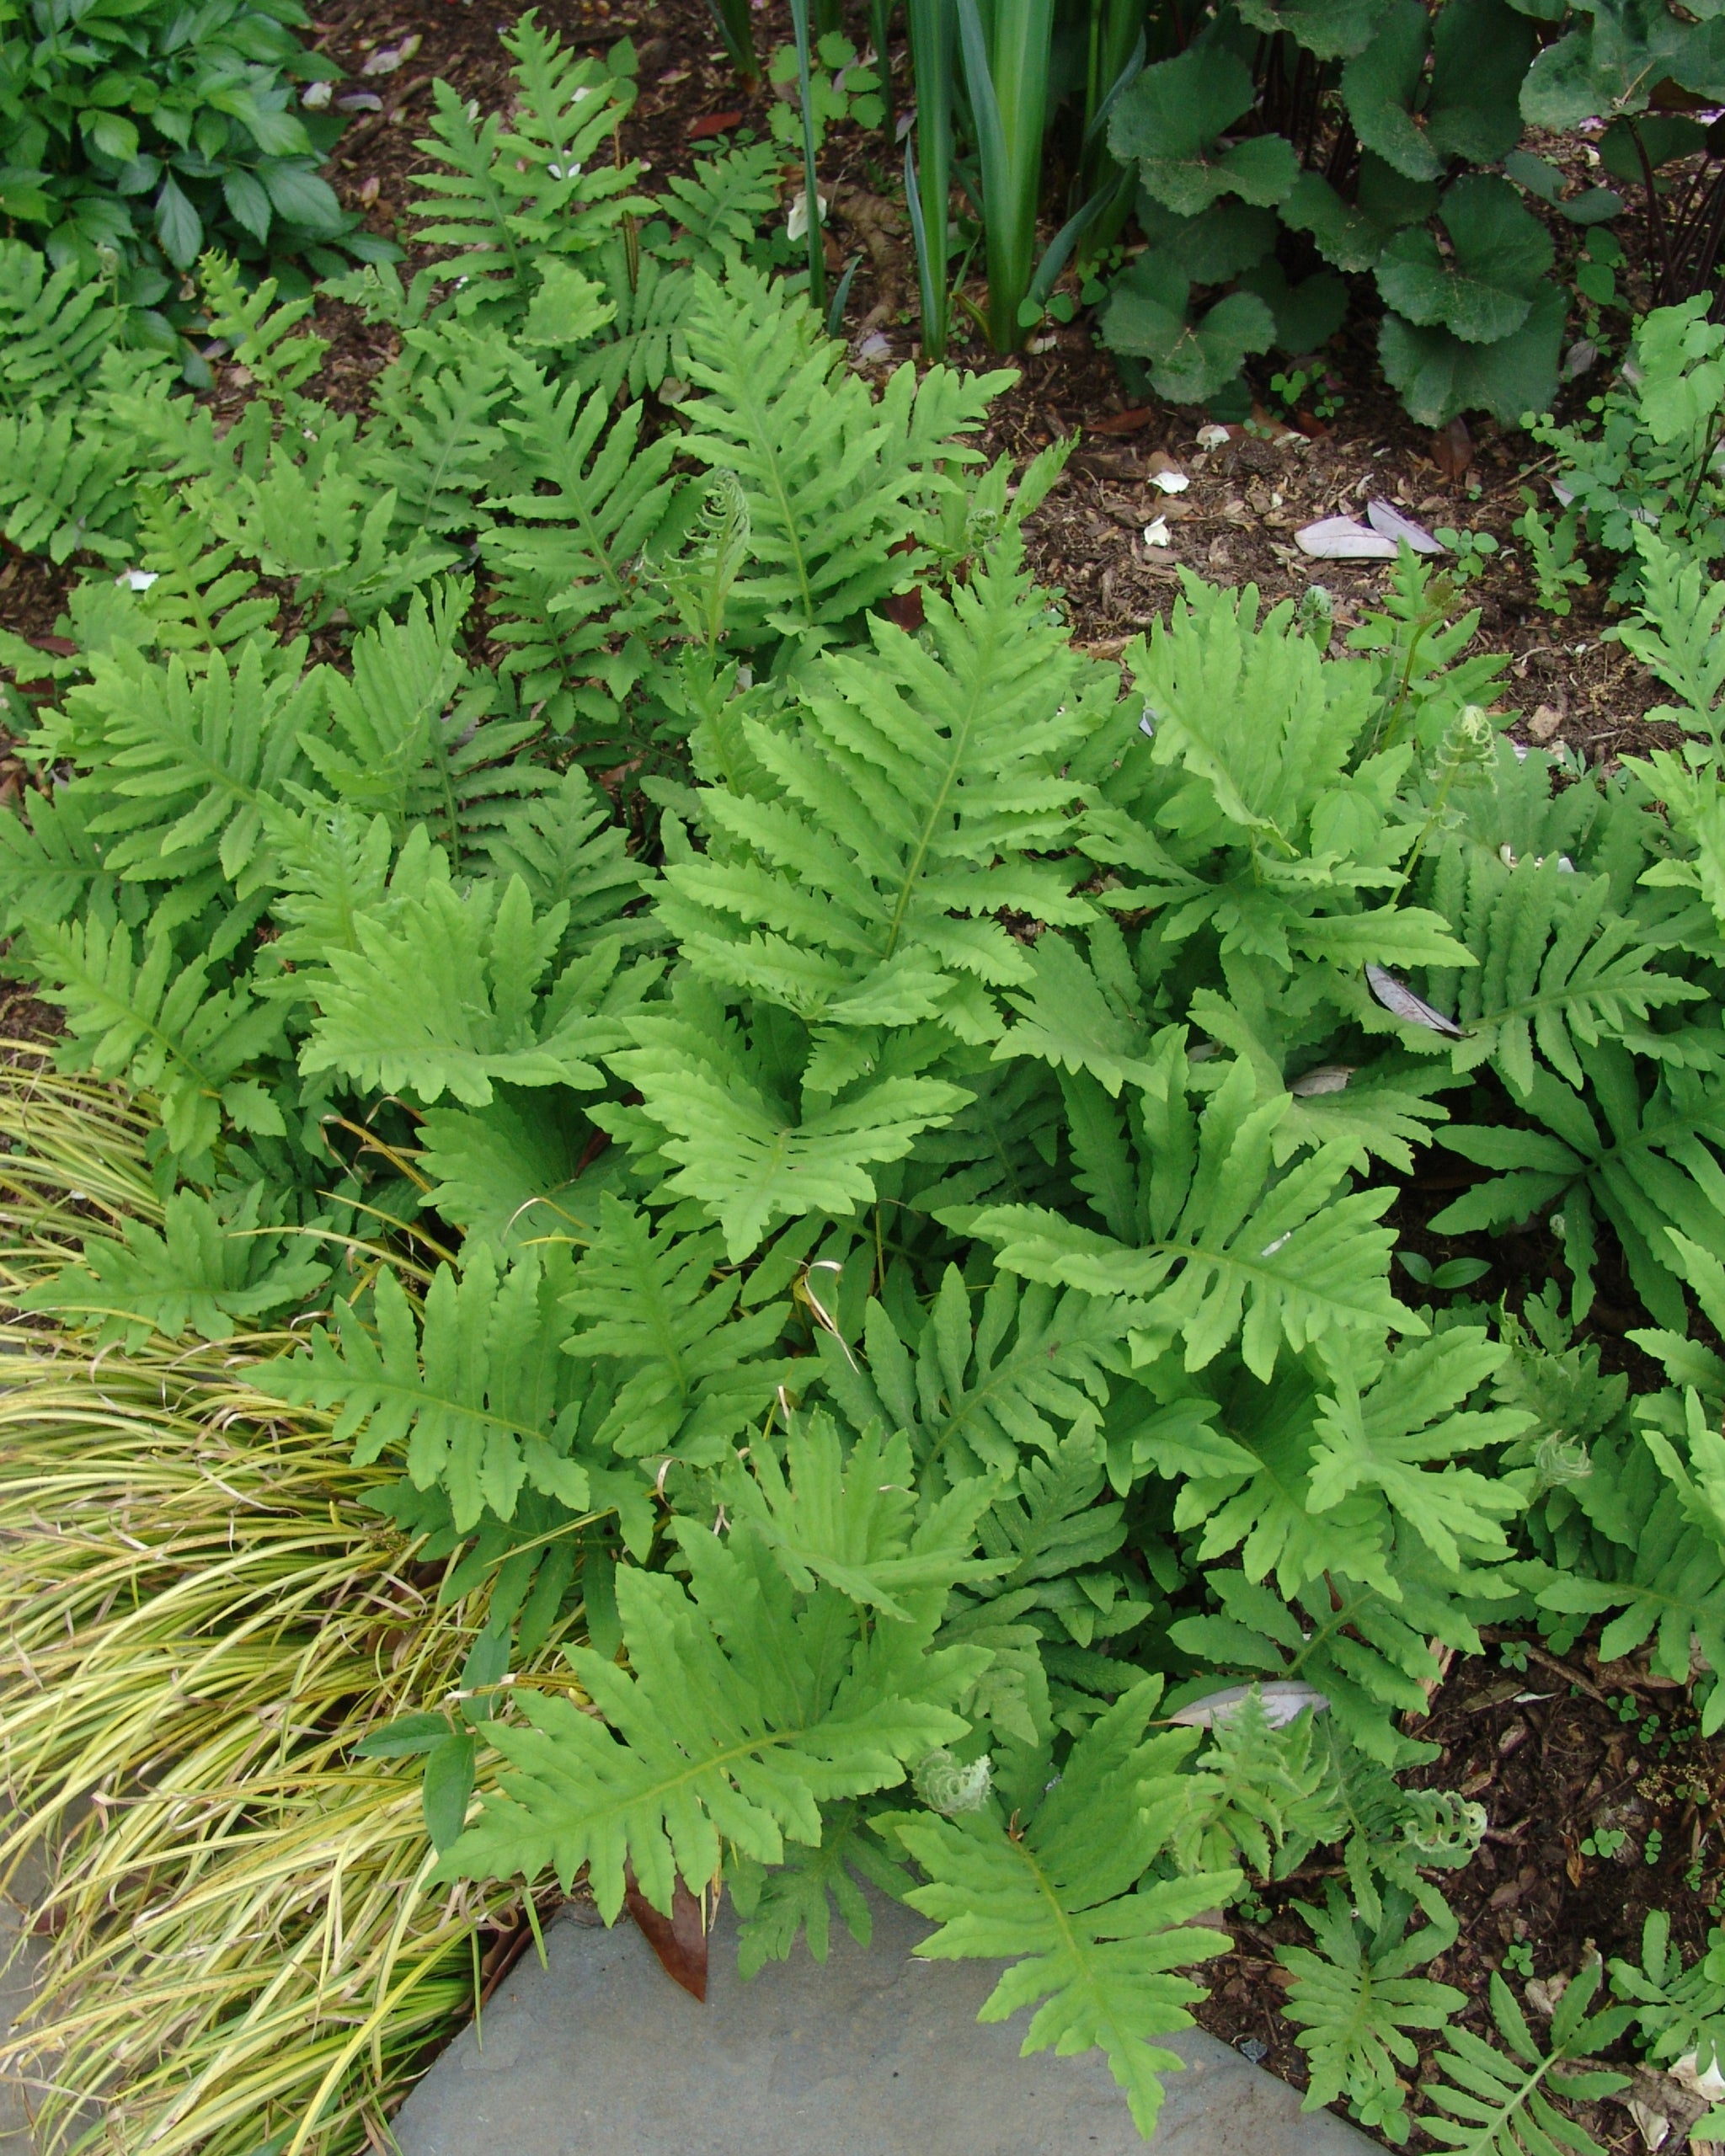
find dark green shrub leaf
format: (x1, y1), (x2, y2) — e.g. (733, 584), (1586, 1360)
(1109, 46), (1297, 216)
(1101, 254), (1276, 403)
(1379, 280), (1565, 424)
(1280, 154), (1437, 273)
(1375, 177), (1553, 344)
(222, 168), (273, 243)
(154, 173), (202, 269)
(1235, 0), (1395, 61)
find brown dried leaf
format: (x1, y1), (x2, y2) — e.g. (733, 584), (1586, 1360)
(625, 1873), (708, 2002)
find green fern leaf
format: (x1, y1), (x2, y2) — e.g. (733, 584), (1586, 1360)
(257, 1244), (592, 1528)
(676, 262), (1008, 641)
(298, 867), (642, 1108)
(1422, 1957), (1632, 2156)
(20, 1183), (329, 1348)
(435, 1417), (990, 1915)
(1306, 1328), (1533, 1573)
(0, 239), (124, 408)
(1278, 1882), (1464, 2144)
(298, 578), (550, 852)
(1432, 1045), (1725, 1328)
(974, 1051), (1417, 1380)
(1424, 847), (1701, 1095)
(26, 915), (286, 1161)
(600, 985), (969, 1258)
(558, 1194), (792, 1465)
(417, 1089), (627, 1254)
(814, 1266), (1119, 1489)
(895, 1678), (1239, 2139)
(660, 542), (1113, 1052)
(63, 638), (318, 897)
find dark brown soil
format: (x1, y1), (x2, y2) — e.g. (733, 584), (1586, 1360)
(1194, 1633), (1725, 2152)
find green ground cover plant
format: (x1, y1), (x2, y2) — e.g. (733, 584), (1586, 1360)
(0, 0), (393, 352)
(11, 13), (1725, 2156)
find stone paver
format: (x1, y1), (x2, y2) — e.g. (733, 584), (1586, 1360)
(394, 1885), (1375, 2156)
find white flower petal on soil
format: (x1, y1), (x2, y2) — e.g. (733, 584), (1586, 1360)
(1295, 515), (1398, 560)
(1366, 498), (1445, 554)
(361, 31), (419, 73)
(301, 79), (332, 108)
(786, 189), (828, 242)
(116, 569), (159, 591)
(1290, 1064), (1354, 1097)
(852, 330), (892, 361)
(1195, 422), (1231, 450)
(1143, 516), (1172, 548)
(1366, 962), (1466, 1037)
(1168, 1680), (1330, 1729)
(1151, 470), (1189, 494)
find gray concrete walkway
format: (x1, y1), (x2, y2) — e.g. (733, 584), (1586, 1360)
(394, 1886), (1375, 2156)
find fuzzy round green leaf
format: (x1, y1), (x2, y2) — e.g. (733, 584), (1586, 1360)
(1236, 259), (1347, 354)
(1519, 9), (1693, 127)
(1424, 0), (1536, 167)
(1279, 156), (1437, 273)
(1375, 176), (1553, 344)
(1599, 115), (1706, 181)
(1234, 0), (1396, 60)
(1379, 279), (1565, 424)
(1137, 194), (1279, 284)
(1110, 46), (1295, 214)
(1102, 253), (1276, 404)
(1343, 1), (1440, 182)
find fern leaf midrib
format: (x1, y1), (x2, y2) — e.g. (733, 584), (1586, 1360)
(881, 638), (996, 963)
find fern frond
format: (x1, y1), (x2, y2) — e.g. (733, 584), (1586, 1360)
(436, 1417), (989, 1914)
(659, 542), (1110, 1048)
(0, 408), (139, 563)
(62, 638), (318, 897)
(1433, 1046), (1725, 1328)
(1278, 1883), (1464, 2144)
(1424, 848), (1701, 1095)
(1306, 1329), (1533, 1574)
(815, 1265), (1118, 1490)
(257, 1243), (592, 1528)
(974, 1051), (1416, 1380)
(661, 143), (782, 273)
(475, 766), (654, 951)
(1422, 1958), (1632, 2156)
(300, 579), (549, 850)
(558, 1194), (791, 1465)
(362, 326), (512, 536)
(26, 915), (286, 1161)
(676, 263), (1009, 641)
(599, 985), (969, 1259)
(20, 1183), (329, 1348)
(895, 1678), (1239, 2139)
(127, 486), (280, 656)
(1169, 1563), (1474, 1766)
(0, 239), (123, 408)
(298, 867), (640, 1108)
(407, 23), (643, 315)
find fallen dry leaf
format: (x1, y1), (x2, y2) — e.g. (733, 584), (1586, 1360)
(625, 1874), (708, 2002)
(1295, 515), (1398, 561)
